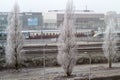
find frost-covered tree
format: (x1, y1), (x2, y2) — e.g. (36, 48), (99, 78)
(57, 0), (78, 76)
(5, 3), (24, 69)
(103, 12), (118, 68)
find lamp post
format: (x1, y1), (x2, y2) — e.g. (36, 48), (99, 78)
(84, 52), (91, 80)
(40, 26), (46, 80)
(43, 44), (46, 80)
(89, 53), (91, 80)
(88, 53), (92, 80)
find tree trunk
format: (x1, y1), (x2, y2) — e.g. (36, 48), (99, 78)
(66, 71), (71, 76)
(15, 48), (18, 70)
(109, 54), (112, 68)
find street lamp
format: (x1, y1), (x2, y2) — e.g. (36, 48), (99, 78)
(84, 52), (92, 80)
(43, 44), (47, 80)
(40, 25), (46, 80)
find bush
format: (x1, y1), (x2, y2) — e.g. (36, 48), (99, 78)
(23, 57), (59, 68)
(76, 55), (108, 65)
(23, 58), (43, 67)
(77, 56), (89, 64)
(45, 57), (59, 67)
(1, 54), (120, 68)
(91, 56), (107, 64)
(0, 57), (5, 70)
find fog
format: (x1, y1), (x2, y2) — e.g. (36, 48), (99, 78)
(0, 0), (120, 13)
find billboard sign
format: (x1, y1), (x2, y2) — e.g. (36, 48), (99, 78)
(28, 18), (38, 26)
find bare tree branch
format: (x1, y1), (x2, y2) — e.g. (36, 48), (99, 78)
(5, 3), (24, 69)
(57, 0), (78, 76)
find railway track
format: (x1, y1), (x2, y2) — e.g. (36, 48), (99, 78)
(1, 42), (120, 54)
(22, 42), (120, 54)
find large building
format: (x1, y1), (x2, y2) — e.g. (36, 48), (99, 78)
(43, 12), (57, 30)
(0, 11), (106, 32)
(0, 12), (8, 31)
(43, 10), (105, 31)
(0, 12), (43, 31)
(22, 12), (43, 30)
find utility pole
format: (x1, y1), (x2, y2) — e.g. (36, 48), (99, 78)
(43, 44), (47, 80)
(89, 53), (91, 80)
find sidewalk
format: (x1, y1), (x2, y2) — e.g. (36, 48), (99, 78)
(1, 63), (120, 80)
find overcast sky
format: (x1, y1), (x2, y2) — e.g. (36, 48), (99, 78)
(0, 0), (120, 13)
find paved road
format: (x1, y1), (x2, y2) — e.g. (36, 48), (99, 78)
(1, 63), (120, 80)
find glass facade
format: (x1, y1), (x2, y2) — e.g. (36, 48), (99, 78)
(0, 12), (43, 31)
(0, 15), (8, 31)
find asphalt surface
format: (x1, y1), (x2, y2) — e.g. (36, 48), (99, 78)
(1, 63), (120, 80)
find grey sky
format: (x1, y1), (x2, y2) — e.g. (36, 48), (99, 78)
(0, 0), (120, 13)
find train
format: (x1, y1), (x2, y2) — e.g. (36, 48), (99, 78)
(93, 31), (120, 38)
(0, 29), (95, 40)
